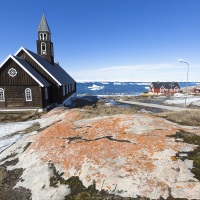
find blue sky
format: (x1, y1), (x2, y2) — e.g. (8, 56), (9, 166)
(0, 0), (200, 82)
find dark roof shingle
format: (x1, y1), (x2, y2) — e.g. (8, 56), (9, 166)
(24, 48), (76, 85)
(151, 82), (180, 89)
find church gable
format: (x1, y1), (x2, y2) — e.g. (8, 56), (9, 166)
(15, 47), (59, 85)
(0, 55), (50, 87)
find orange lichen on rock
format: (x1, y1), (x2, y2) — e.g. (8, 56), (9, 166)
(26, 108), (200, 199)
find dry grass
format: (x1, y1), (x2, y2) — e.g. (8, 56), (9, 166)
(79, 104), (137, 119)
(23, 122), (41, 134)
(157, 109), (200, 126)
(0, 111), (46, 122)
(76, 96), (200, 126)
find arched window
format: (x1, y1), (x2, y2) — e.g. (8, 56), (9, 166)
(0, 88), (5, 101)
(41, 42), (46, 55)
(25, 88), (32, 101)
(40, 33), (43, 40)
(44, 33), (47, 40)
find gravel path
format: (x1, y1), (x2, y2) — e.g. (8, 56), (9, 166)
(117, 100), (192, 111)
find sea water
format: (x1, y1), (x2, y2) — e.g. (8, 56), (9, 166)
(76, 82), (199, 96)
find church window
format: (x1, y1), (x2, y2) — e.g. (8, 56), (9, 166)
(41, 42), (46, 54)
(40, 33), (47, 40)
(0, 88), (5, 101)
(8, 68), (17, 77)
(25, 88), (32, 101)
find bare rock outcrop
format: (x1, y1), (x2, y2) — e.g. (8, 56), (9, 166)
(0, 108), (200, 199)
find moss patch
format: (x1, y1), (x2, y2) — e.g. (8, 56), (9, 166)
(0, 153), (17, 162)
(3, 158), (19, 166)
(167, 129), (200, 180)
(48, 163), (187, 199)
(22, 123), (41, 134)
(23, 142), (32, 152)
(48, 163), (152, 199)
(0, 165), (32, 200)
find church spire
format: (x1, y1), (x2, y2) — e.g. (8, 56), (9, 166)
(37, 13), (54, 64)
(38, 12), (51, 33)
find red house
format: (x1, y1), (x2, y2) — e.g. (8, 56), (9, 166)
(149, 82), (180, 94)
(191, 84), (200, 93)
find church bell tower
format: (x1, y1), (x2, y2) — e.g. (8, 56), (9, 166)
(37, 13), (54, 64)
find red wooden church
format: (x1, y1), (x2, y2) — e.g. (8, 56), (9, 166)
(0, 13), (76, 110)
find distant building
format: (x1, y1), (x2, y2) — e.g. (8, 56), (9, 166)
(0, 13), (76, 110)
(149, 82), (180, 94)
(191, 84), (200, 93)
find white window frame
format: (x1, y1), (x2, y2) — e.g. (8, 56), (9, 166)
(40, 33), (43, 40)
(41, 42), (46, 55)
(160, 86), (165, 93)
(25, 88), (32, 101)
(0, 88), (5, 101)
(174, 86), (179, 93)
(45, 87), (48, 100)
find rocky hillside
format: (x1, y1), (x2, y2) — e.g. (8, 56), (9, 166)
(0, 107), (200, 199)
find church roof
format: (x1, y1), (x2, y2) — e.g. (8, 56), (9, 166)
(38, 13), (51, 33)
(151, 82), (180, 89)
(15, 47), (76, 86)
(13, 56), (50, 87)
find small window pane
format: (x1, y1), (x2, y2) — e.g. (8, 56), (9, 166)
(0, 88), (5, 101)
